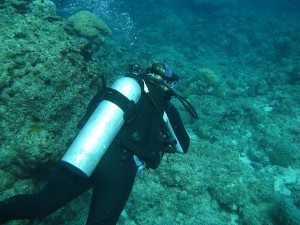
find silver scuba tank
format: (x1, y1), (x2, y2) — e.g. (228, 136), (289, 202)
(61, 77), (141, 177)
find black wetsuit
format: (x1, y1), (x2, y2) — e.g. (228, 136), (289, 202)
(0, 77), (189, 225)
(0, 143), (138, 225)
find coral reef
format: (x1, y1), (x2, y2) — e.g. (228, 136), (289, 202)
(0, 1), (116, 223)
(287, 66), (300, 84)
(65, 10), (112, 39)
(0, 0), (299, 224)
(272, 197), (300, 225)
(185, 68), (225, 99)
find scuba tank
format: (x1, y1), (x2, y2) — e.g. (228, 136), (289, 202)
(61, 77), (141, 177)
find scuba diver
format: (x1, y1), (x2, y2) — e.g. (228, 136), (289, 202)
(0, 61), (198, 225)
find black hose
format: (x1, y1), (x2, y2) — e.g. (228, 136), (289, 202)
(147, 76), (198, 119)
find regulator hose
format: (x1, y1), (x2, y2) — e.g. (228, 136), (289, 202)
(147, 76), (199, 119)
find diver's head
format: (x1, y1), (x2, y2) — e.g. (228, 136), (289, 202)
(145, 61), (179, 84)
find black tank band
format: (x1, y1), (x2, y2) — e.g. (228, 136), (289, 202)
(103, 88), (136, 123)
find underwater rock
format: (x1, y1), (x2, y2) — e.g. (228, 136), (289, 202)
(0, 170), (15, 193)
(65, 11), (112, 39)
(266, 140), (298, 167)
(197, 68), (221, 88)
(0, 0), (5, 9)
(186, 68), (225, 98)
(208, 173), (249, 212)
(0, 2), (115, 224)
(256, 80), (269, 95)
(272, 197), (300, 225)
(273, 36), (293, 61)
(29, 0), (57, 18)
(10, 0), (31, 14)
(287, 66), (300, 84)
(0, 73), (10, 91)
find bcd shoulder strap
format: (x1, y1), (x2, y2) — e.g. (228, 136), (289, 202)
(102, 88), (136, 123)
(77, 76), (142, 129)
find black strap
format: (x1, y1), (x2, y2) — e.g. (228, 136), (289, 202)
(77, 89), (106, 129)
(103, 88), (136, 123)
(100, 75), (107, 89)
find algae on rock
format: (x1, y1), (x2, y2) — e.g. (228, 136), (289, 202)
(0, 2), (114, 224)
(185, 68), (225, 98)
(65, 10), (112, 39)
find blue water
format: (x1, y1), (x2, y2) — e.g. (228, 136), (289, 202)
(52, 0), (300, 58)
(1, 0), (299, 224)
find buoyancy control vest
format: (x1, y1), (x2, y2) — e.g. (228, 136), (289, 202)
(64, 75), (190, 174)
(117, 78), (168, 169)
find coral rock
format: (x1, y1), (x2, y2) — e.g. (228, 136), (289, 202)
(65, 11), (112, 39)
